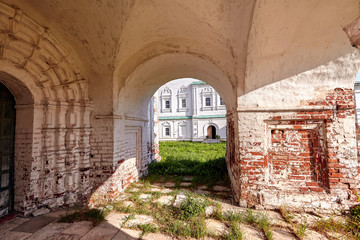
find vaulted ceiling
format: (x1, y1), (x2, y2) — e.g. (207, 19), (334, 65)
(2, 0), (359, 96)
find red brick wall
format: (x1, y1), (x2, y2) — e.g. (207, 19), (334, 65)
(238, 88), (359, 210)
(269, 128), (326, 192)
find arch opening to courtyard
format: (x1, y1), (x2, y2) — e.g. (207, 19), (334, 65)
(88, 52), (239, 204)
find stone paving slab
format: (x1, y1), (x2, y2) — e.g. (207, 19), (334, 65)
(195, 189), (211, 195)
(213, 185), (230, 191)
(164, 182), (176, 187)
(24, 222), (73, 240)
(114, 194), (131, 201)
(160, 188), (173, 194)
(205, 206), (216, 216)
(327, 231), (350, 240)
(1, 230), (32, 240)
(142, 232), (174, 239)
(0, 222), (19, 234)
(149, 187), (162, 192)
(258, 210), (288, 227)
(139, 193), (152, 202)
(214, 192), (231, 198)
(240, 225), (264, 240)
(156, 195), (174, 205)
(205, 219), (228, 236)
(132, 183), (144, 188)
(272, 228), (297, 240)
(51, 233), (81, 240)
(180, 182), (192, 187)
(0, 217), (32, 235)
(213, 197), (233, 205)
(122, 200), (135, 208)
(221, 202), (247, 216)
(8, 217), (29, 226)
(45, 210), (68, 218)
(112, 228), (142, 239)
(79, 222), (119, 240)
(292, 212), (320, 225)
(11, 215), (57, 233)
(123, 214), (155, 228)
(61, 221), (93, 236)
(128, 188), (140, 193)
(173, 194), (187, 208)
(304, 230), (329, 240)
(183, 176), (194, 181)
(106, 212), (129, 228)
(197, 185), (208, 190)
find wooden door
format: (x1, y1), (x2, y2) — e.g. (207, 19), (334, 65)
(0, 83), (15, 217)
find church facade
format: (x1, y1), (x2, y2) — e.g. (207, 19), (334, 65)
(155, 79), (227, 142)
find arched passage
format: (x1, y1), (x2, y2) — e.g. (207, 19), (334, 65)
(89, 52), (238, 201)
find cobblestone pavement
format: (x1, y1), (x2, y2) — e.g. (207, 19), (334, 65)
(1, 178), (353, 240)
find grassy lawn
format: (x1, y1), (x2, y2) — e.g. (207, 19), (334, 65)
(147, 141), (229, 187)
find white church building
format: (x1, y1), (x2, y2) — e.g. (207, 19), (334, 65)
(154, 78), (227, 142)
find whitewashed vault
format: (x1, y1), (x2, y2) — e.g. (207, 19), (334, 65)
(0, 0), (360, 216)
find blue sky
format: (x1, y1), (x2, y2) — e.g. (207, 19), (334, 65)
(356, 69), (360, 82)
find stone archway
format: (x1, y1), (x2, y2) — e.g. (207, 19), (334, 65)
(0, 3), (93, 215)
(87, 52), (237, 203)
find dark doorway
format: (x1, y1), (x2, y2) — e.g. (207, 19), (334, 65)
(207, 125), (216, 139)
(0, 83), (15, 217)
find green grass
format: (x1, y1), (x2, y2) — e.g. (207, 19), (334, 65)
(297, 223), (307, 238)
(158, 141), (226, 162)
(178, 197), (208, 220)
(148, 141), (228, 185)
(279, 206), (294, 223)
(225, 222), (243, 240)
(138, 223), (158, 237)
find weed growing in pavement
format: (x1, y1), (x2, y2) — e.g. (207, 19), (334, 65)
(279, 206), (294, 223)
(178, 197), (208, 220)
(138, 223), (158, 236)
(257, 214), (272, 240)
(313, 217), (347, 237)
(297, 222), (308, 238)
(225, 211), (244, 222)
(245, 209), (256, 224)
(225, 221), (243, 240)
(212, 202), (224, 220)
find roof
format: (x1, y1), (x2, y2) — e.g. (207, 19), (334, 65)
(159, 115), (226, 120)
(190, 81), (206, 85)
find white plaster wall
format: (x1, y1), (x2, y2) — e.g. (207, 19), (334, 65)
(239, 51), (360, 108)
